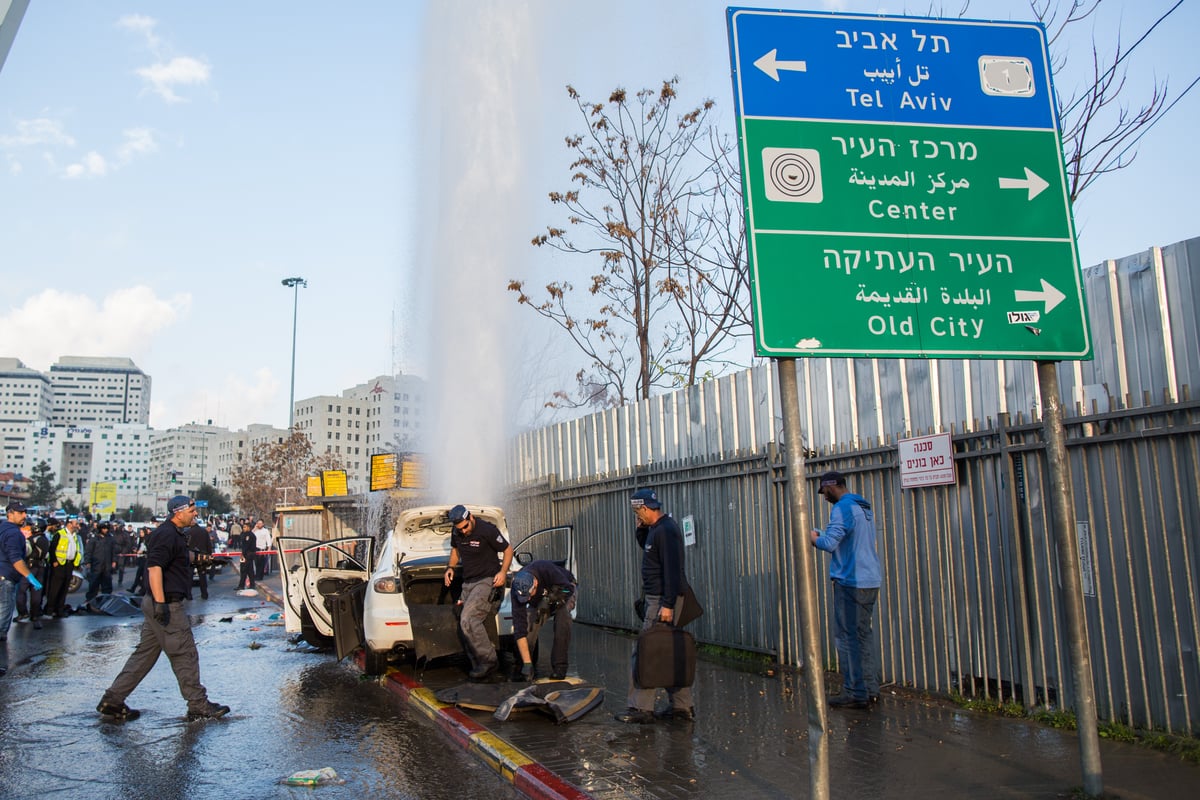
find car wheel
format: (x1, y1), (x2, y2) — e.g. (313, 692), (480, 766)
(299, 606), (334, 648)
(363, 647), (390, 676)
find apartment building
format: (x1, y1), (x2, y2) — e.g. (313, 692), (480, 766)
(48, 356), (151, 426)
(0, 358), (52, 473)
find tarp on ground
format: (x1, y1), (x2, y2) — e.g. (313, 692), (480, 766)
(434, 678), (603, 723)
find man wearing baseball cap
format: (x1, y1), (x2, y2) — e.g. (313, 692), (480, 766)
(617, 487), (695, 723)
(97, 495), (230, 721)
(443, 504), (513, 681)
(810, 470), (882, 710)
(0, 502), (44, 650)
(510, 560), (577, 681)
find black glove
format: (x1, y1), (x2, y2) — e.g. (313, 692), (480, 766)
(520, 662), (534, 681)
(153, 602), (170, 627)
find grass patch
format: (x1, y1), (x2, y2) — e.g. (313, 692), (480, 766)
(696, 642), (773, 666)
(950, 694), (1200, 765)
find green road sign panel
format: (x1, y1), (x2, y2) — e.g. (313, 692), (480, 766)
(728, 8), (1093, 360)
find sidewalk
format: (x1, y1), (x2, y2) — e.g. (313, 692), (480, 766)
(259, 583), (1197, 799)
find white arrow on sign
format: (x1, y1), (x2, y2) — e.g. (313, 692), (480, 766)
(1014, 278), (1067, 313)
(754, 49), (807, 81)
(998, 166), (1050, 200)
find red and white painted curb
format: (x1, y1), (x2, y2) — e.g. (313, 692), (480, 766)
(356, 651), (593, 800)
(260, 585), (589, 800)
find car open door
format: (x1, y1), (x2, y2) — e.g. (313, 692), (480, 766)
(513, 525), (575, 578)
(297, 536), (374, 658)
(276, 535), (321, 635)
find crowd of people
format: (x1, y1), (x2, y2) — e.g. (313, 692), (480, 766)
(0, 503), (277, 632)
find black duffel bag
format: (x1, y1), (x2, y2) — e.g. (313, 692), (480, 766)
(633, 622), (696, 689)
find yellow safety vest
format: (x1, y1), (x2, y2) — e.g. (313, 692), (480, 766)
(54, 531), (83, 567)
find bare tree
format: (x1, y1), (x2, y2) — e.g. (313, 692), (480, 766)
(1033, 0), (1173, 201)
(231, 430), (344, 520)
(512, 78), (752, 409)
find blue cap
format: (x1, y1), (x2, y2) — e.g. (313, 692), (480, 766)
(167, 495), (194, 514)
(448, 504), (469, 524)
(630, 488), (661, 510)
(511, 571), (535, 604)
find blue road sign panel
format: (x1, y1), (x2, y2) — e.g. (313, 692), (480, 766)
(728, 9), (1058, 129)
(726, 7), (1091, 360)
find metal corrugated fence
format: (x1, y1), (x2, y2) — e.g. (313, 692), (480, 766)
(507, 398), (1199, 735)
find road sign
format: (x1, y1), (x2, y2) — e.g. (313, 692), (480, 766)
(727, 8), (1092, 360)
(898, 432), (956, 488)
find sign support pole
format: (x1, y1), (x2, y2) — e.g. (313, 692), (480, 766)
(1036, 360), (1103, 796)
(776, 358), (829, 800)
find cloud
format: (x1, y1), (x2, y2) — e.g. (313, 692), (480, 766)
(116, 14), (162, 53)
(1, 118), (159, 178)
(116, 127), (159, 163)
(63, 151), (108, 179)
(118, 14), (211, 103)
(135, 56), (211, 103)
(161, 368), (283, 432)
(0, 117), (76, 148)
(0, 287), (189, 370)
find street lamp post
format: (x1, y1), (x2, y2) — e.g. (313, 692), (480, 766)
(281, 277), (308, 430)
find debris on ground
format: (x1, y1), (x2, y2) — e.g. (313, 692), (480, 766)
(282, 767), (344, 787)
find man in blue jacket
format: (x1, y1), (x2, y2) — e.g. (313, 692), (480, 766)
(811, 470), (882, 710)
(0, 502), (44, 649)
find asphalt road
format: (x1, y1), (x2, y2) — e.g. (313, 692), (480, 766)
(0, 578), (521, 800)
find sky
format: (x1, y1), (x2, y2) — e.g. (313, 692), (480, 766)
(2, 0), (1196, 442)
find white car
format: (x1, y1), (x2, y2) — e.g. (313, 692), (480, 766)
(277, 503), (573, 676)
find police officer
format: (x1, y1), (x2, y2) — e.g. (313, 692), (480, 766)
(443, 505), (512, 680)
(97, 495), (230, 721)
(46, 517), (84, 617)
(112, 522), (133, 587)
(510, 560), (577, 681)
(15, 518), (49, 629)
(616, 487), (694, 724)
(83, 520), (118, 611)
(187, 519), (214, 600)
(0, 502), (44, 645)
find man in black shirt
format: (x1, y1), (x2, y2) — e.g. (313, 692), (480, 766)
(510, 560), (577, 680)
(83, 520), (117, 611)
(187, 520), (214, 600)
(237, 520), (258, 590)
(443, 505), (512, 680)
(616, 487), (694, 724)
(97, 495), (230, 722)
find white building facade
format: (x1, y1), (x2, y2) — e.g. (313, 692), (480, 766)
(356, 373), (427, 456)
(0, 358), (52, 474)
(48, 356), (152, 426)
(293, 393), (367, 491)
(148, 423), (224, 510)
(23, 421), (154, 513)
(214, 423), (290, 494)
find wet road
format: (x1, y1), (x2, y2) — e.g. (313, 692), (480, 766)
(0, 580), (520, 800)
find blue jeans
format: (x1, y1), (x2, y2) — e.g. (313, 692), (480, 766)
(0, 576), (17, 640)
(833, 581), (879, 701)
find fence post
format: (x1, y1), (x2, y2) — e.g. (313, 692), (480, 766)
(1037, 360), (1104, 796)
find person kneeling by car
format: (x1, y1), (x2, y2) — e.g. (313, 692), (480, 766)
(510, 561), (577, 681)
